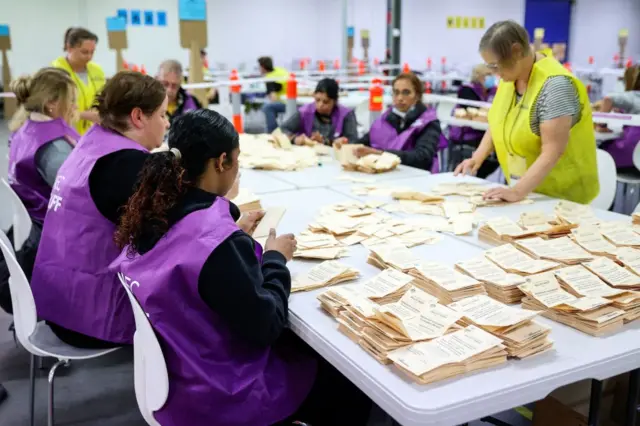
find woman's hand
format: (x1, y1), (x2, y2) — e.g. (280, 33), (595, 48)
(354, 146), (381, 158)
(237, 210), (265, 234)
(293, 135), (308, 146)
(332, 137), (348, 149)
(310, 131), (324, 143)
(265, 229), (297, 261)
(482, 186), (526, 203)
(454, 158), (482, 176)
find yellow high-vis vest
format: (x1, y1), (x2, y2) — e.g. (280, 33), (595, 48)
(488, 55), (599, 204)
(52, 56), (106, 135)
(265, 66), (289, 99)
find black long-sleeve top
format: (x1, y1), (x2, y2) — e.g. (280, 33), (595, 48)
(136, 187), (291, 348)
(356, 102), (442, 170)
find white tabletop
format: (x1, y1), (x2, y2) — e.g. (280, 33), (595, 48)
(256, 157), (425, 189)
(239, 168), (297, 194)
(258, 184), (640, 426)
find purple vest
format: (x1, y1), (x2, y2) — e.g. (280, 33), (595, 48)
(182, 92), (198, 113)
(31, 125), (148, 344)
(370, 107), (442, 172)
(449, 83), (495, 143)
(8, 118), (79, 223)
(110, 198), (316, 426)
(603, 126), (640, 169)
(299, 102), (351, 139)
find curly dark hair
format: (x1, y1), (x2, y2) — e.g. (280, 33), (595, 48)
(114, 109), (239, 256)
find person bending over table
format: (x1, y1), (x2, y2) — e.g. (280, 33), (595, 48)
(110, 109), (372, 426)
(593, 65), (640, 171)
(455, 20), (599, 203)
(30, 71), (169, 349)
(157, 59), (202, 124)
(280, 78), (358, 146)
(259, 56), (290, 132)
(339, 72), (442, 171)
(52, 27), (105, 135)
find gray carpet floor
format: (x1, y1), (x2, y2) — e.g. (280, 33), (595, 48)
(0, 118), (530, 426)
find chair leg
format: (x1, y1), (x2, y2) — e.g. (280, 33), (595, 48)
(29, 354), (36, 426)
(47, 360), (69, 426)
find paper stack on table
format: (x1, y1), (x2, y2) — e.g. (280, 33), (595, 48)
(431, 182), (491, 197)
(367, 242), (422, 272)
(449, 295), (553, 359)
(598, 222), (640, 248)
(232, 188), (262, 213)
(514, 237), (595, 265)
(571, 228), (620, 258)
(387, 326), (508, 385)
(239, 133), (319, 171)
(485, 244), (559, 276)
(583, 257), (640, 289)
(336, 145), (402, 173)
(408, 261), (487, 304)
(555, 200), (600, 226)
(519, 272), (625, 336)
(478, 216), (575, 246)
(391, 191), (444, 203)
(291, 260), (360, 293)
(554, 264), (640, 323)
(470, 195), (534, 207)
(456, 256), (527, 304)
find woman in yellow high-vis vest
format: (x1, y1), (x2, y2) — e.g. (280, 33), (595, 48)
(52, 27), (106, 135)
(454, 20), (599, 204)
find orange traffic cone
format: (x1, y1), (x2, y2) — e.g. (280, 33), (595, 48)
(140, 65), (147, 75)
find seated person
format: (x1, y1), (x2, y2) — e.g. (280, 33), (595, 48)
(348, 72), (442, 171)
(110, 110), (372, 426)
(594, 65), (640, 171)
(31, 71), (169, 349)
(258, 56), (289, 132)
(157, 59), (202, 123)
(280, 78), (357, 146)
(449, 64), (499, 178)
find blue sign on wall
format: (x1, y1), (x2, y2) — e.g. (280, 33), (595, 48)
(347, 26), (355, 37)
(116, 9), (128, 24)
(144, 10), (154, 26)
(0, 25), (9, 37)
(157, 11), (167, 27)
(106, 17), (126, 32)
(178, 0), (206, 21)
(131, 10), (141, 26)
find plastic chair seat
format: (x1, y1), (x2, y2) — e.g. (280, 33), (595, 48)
(28, 322), (119, 360)
(616, 171), (640, 185)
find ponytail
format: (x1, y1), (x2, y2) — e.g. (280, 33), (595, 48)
(114, 150), (187, 256)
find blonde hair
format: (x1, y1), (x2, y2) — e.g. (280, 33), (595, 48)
(471, 64), (492, 84)
(9, 67), (76, 132)
(479, 20), (531, 65)
(624, 65), (640, 91)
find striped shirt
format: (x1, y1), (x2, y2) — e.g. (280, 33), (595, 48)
(515, 76), (581, 136)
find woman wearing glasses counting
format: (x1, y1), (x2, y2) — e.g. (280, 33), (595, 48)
(455, 20), (598, 204)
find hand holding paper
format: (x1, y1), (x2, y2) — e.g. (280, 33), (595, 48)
(265, 229), (297, 261)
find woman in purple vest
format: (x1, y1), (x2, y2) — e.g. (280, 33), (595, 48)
(8, 67), (79, 225)
(350, 72), (443, 171)
(31, 71), (170, 349)
(110, 109), (372, 426)
(448, 64), (500, 178)
(280, 78), (358, 146)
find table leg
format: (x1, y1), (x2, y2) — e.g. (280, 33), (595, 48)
(588, 379), (603, 426)
(626, 368), (640, 426)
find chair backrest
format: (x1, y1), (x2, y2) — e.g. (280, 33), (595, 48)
(0, 229), (14, 257)
(0, 179), (33, 251)
(0, 239), (39, 354)
(117, 273), (169, 426)
(633, 138), (640, 172)
(592, 149), (617, 210)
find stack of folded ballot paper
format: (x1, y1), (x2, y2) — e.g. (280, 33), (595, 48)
(408, 261), (487, 304)
(336, 144), (401, 173)
(484, 244), (559, 276)
(387, 326), (508, 385)
(367, 242), (422, 273)
(570, 228), (620, 258)
(391, 191), (445, 204)
(514, 237), (595, 265)
(555, 200), (600, 226)
(449, 295), (553, 359)
(583, 257), (640, 290)
(291, 261), (360, 293)
(455, 256), (527, 303)
(478, 216), (575, 246)
(239, 133), (319, 170)
(232, 189), (262, 213)
(598, 222), (640, 248)
(431, 182), (491, 197)
(519, 272), (625, 336)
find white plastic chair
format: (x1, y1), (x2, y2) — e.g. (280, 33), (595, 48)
(0, 239), (119, 426)
(632, 138), (640, 172)
(0, 178), (32, 251)
(592, 149), (617, 210)
(118, 273), (169, 426)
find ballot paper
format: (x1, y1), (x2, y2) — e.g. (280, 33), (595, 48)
(571, 227), (620, 257)
(239, 133), (318, 170)
(271, 128), (292, 150)
(584, 257), (640, 288)
(456, 256), (526, 304)
(291, 261), (360, 293)
(317, 284), (378, 317)
(518, 272), (579, 308)
(599, 222), (640, 247)
(391, 191), (445, 204)
(367, 243), (422, 272)
(362, 268), (415, 301)
(555, 200), (600, 226)
(231, 189), (262, 213)
(485, 244), (559, 275)
(410, 261), (487, 304)
(554, 265), (625, 298)
(514, 237), (594, 265)
(520, 211), (555, 228)
(431, 182), (491, 197)
(251, 207), (286, 246)
(337, 146), (402, 173)
(616, 247), (640, 276)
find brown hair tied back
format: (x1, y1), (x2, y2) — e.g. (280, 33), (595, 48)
(64, 27), (98, 50)
(479, 20), (531, 65)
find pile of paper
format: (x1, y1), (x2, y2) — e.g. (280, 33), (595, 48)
(633, 212), (640, 225)
(387, 326), (508, 385)
(291, 261), (360, 293)
(391, 191), (444, 204)
(598, 222), (640, 248)
(554, 264), (640, 323)
(484, 244), (559, 276)
(470, 195), (534, 207)
(367, 242), (422, 273)
(571, 228), (620, 258)
(514, 237), (595, 265)
(449, 295), (553, 359)
(478, 216), (574, 246)
(555, 200), (600, 226)
(336, 145), (402, 173)
(351, 184), (414, 197)
(239, 133), (319, 170)
(456, 256), (526, 303)
(431, 182), (491, 197)
(232, 189), (262, 213)
(583, 257), (640, 289)
(408, 261), (487, 303)
(519, 272), (625, 336)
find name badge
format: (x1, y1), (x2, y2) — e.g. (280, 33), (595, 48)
(334, 132), (340, 138)
(411, 119), (423, 128)
(508, 153), (527, 186)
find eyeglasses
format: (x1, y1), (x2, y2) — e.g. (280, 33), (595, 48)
(485, 63), (500, 70)
(392, 89), (414, 97)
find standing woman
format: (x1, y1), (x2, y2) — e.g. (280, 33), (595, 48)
(52, 27), (106, 135)
(31, 71), (169, 349)
(280, 78), (358, 146)
(351, 72), (443, 171)
(455, 20), (599, 203)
